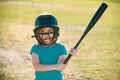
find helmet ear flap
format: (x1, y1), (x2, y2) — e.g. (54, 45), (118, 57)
(32, 28), (38, 40)
(31, 29), (36, 38)
(56, 32), (60, 37)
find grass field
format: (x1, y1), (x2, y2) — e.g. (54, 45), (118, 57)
(0, 0), (120, 80)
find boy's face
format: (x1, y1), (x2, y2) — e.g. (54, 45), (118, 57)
(37, 27), (55, 45)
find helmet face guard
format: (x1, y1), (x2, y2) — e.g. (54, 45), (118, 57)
(34, 27), (59, 46)
(33, 13), (59, 46)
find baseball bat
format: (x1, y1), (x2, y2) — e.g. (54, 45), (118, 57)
(63, 3), (108, 64)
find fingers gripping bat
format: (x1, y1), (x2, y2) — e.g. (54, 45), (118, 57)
(63, 3), (108, 64)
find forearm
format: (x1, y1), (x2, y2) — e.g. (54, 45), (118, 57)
(33, 64), (58, 71)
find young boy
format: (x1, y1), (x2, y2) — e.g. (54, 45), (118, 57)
(30, 13), (77, 80)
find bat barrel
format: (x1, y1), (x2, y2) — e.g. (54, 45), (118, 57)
(89, 3), (108, 28)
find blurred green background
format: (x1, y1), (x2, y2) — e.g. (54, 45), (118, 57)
(0, 0), (120, 80)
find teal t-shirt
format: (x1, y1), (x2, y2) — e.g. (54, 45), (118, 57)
(30, 43), (67, 80)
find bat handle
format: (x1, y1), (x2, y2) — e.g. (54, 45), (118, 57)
(63, 54), (72, 64)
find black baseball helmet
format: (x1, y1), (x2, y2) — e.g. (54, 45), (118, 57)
(32, 13), (60, 46)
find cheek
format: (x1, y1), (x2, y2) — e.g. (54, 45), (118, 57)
(49, 34), (54, 37)
(38, 34), (43, 38)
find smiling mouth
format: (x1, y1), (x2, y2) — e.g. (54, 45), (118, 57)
(42, 38), (52, 43)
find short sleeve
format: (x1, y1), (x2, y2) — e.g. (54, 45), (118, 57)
(59, 44), (67, 56)
(30, 44), (38, 55)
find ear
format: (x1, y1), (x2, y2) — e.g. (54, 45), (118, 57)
(57, 32), (60, 37)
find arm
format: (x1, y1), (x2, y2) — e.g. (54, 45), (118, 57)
(57, 55), (66, 64)
(32, 53), (65, 71)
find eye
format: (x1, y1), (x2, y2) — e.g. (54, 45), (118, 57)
(40, 30), (44, 33)
(48, 30), (52, 32)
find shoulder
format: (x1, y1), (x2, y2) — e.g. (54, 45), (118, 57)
(55, 43), (66, 50)
(30, 43), (39, 55)
(31, 43), (39, 48)
(55, 43), (65, 47)
(55, 43), (67, 55)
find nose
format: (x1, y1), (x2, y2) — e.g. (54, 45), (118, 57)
(42, 34), (50, 39)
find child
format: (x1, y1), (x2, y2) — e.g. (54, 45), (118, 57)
(30, 13), (77, 80)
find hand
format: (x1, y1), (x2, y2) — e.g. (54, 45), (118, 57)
(69, 48), (77, 56)
(56, 63), (66, 71)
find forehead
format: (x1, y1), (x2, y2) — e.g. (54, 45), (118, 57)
(37, 27), (55, 31)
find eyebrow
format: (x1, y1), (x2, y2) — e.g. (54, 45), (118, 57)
(36, 32), (55, 34)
